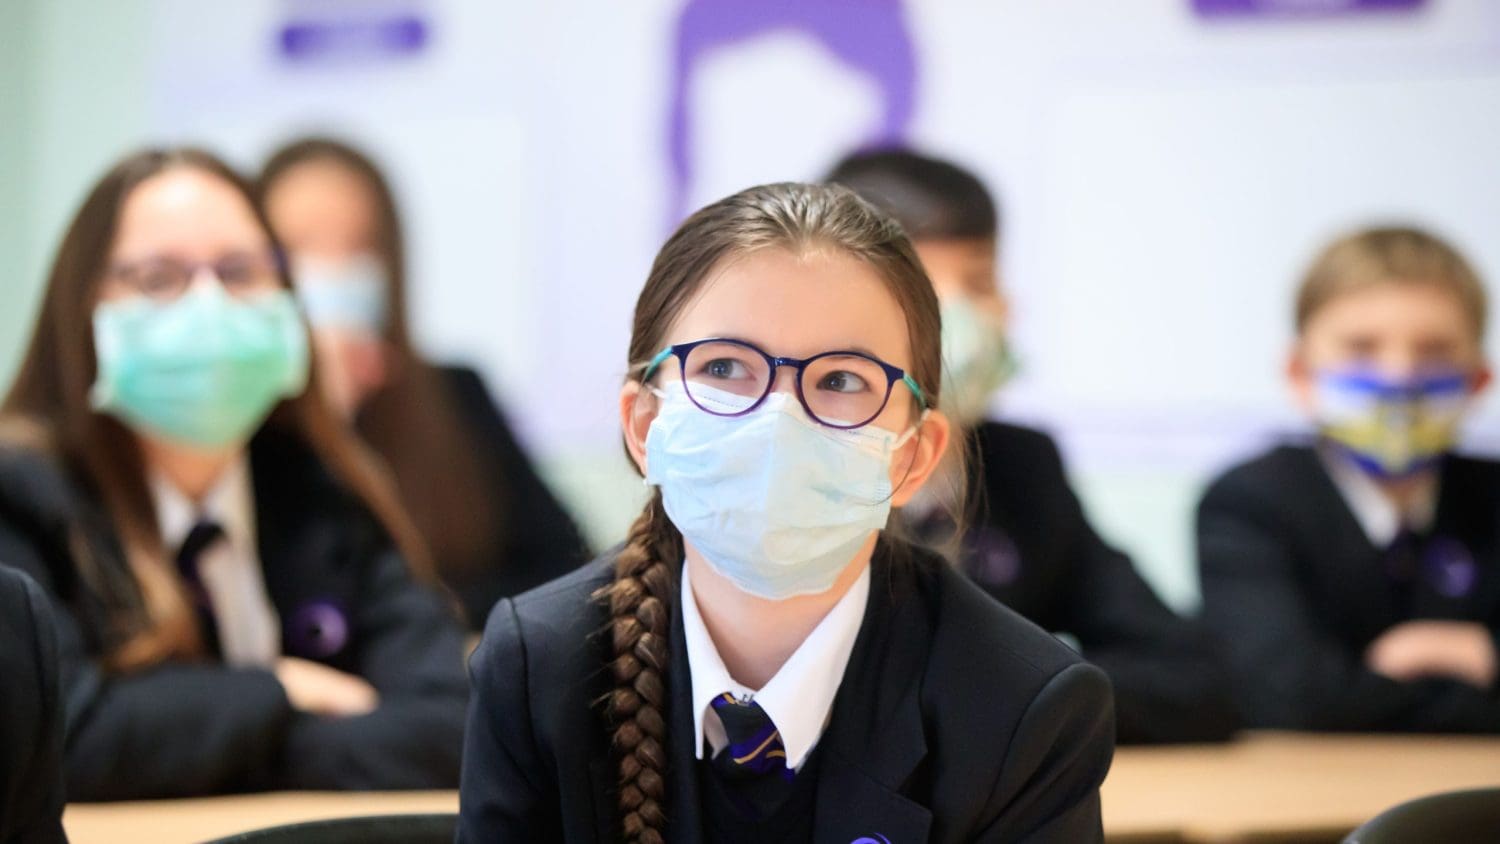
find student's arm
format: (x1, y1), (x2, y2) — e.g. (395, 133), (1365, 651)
(0, 523), (294, 801)
(1197, 482), (1500, 732)
(2, 569), (67, 844)
(455, 598), (560, 842)
(1038, 435), (1239, 743)
(973, 662), (1114, 843)
(277, 547), (469, 790)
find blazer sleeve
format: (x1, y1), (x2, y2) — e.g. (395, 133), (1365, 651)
(975, 662), (1115, 843)
(456, 598), (559, 842)
(0, 521), (294, 801)
(1197, 479), (1500, 732)
(278, 547), (470, 790)
(1, 569), (67, 844)
(1035, 435), (1239, 743)
(444, 367), (591, 601)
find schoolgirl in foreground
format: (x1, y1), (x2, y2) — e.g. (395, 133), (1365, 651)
(458, 183), (1115, 843)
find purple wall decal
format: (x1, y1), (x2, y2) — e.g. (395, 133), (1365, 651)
(665, 0), (918, 229)
(1192, 0), (1426, 19)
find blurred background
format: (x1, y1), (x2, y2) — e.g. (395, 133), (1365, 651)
(4, 0), (1499, 613)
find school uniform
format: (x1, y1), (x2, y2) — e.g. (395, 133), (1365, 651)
(457, 536), (1116, 843)
(0, 565), (66, 844)
(1196, 442), (1500, 732)
(913, 421), (1238, 744)
(365, 365), (592, 627)
(0, 425), (470, 801)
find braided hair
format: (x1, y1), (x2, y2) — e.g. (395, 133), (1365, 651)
(597, 182), (945, 842)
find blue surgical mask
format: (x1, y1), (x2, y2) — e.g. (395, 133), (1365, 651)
(644, 383), (920, 600)
(940, 295), (1016, 426)
(291, 254), (389, 332)
(1314, 367), (1470, 478)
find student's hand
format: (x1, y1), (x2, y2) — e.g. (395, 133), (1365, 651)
(1364, 621), (1498, 689)
(274, 656), (380, 717)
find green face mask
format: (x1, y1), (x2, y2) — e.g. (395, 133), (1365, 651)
(90, 284), (310, 449)
(940, 295), (1018, 427)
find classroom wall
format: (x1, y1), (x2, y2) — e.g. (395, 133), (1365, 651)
(6, 1), (1500, 613)
(1, 0), (150, 389)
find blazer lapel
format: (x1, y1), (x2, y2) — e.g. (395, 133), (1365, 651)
(667, 574), (706, 844)
(814, 543), (933, 844)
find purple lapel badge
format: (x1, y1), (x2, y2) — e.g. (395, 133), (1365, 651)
(287, 599), (350, 658)
(1423, 538), (1479, 599)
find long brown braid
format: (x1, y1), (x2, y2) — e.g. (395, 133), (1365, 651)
(597, 182), (949, 842)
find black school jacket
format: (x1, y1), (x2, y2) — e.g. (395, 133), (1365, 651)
(457, 538), (1116, 843)
(0, 566), (66, 844)
(1197, 443), (1500, 732)
(363, 366), (592, 628)
(0, 427), (469, 801)
(926, 422), (1237, 744)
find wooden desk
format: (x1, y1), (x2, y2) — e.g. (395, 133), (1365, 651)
(61, 733), (1500, 843)
(1102, 732), (1500, 843)
(63, 791), (457, 843)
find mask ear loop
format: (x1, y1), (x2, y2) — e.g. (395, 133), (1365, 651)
(878, 408), (932, 507)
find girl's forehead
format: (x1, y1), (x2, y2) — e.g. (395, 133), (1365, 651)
(668, 248), (914, 366)
(112, 168), (269, 261)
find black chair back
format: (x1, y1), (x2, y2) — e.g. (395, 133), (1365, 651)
(204, 813), (457, 844)
(1344, 788), (1500, 843)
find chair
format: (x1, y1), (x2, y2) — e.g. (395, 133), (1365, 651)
(1344, 788), (1500, 843)
(204, 813), (457, 844)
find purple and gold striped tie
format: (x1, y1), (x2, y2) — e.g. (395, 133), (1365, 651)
(709, 692), (795, 816)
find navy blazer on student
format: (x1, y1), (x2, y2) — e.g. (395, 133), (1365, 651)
(0, 565), (66, 844)
(458, 537), (1116, 843)
(0, 426), (469, 801)
(919, 422), (1237, 744)
(1198, 444), (1500, 732)
(369, 365), (591, 627)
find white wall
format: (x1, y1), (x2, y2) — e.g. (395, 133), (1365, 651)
(8, 0), (1500, 610)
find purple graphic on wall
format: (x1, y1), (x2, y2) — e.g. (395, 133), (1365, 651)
(1192, 0), (1425, 18)
(666, 0), (918, 229)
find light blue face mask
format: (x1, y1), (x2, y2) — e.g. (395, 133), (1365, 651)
(90, 284), (309, 448)
(644, 383), (921, 600)
(291, 253), (389, 332)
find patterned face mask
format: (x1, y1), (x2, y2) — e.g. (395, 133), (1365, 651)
(1314, 366), (1473, 478)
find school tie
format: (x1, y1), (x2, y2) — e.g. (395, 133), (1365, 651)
(1383, 526), (1422, 620)
(176, 520), (225, 658)
(709, 692), (795, 818)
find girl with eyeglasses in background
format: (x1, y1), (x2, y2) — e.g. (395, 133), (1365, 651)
(0, 148), (468, 799)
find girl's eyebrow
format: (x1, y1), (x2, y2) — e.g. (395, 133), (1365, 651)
(703, 335), (887, 360)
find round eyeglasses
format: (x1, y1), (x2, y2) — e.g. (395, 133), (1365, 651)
(104, 251), (285, 302)
(640, 337), (929, 430)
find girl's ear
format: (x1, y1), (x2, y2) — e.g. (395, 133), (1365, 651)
(619, 380), (659, 476)
(890, 408), (952, 507)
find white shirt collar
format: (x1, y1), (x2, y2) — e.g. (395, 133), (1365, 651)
(149, 457), (279, 667)
(681, 559), (870, 772)
(150, 457), (257, 556)
(1318, 445), (1438, 547)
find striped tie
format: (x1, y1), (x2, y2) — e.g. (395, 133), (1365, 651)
(709, 693), (794, 817)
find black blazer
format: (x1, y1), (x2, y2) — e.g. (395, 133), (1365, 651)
(458, 538), (1115, 843)
(0, 427), (470, 801)
(922, 422), (1237, 743)
(1197, 443), (1500, 732)
(0, 566), (66, 844)
(414, 365), (591, 626)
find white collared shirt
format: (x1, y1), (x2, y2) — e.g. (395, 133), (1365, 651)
(681, 559), (870, 772)
(151, 458), (281, 667)
(1318, 446), (1438, 547)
